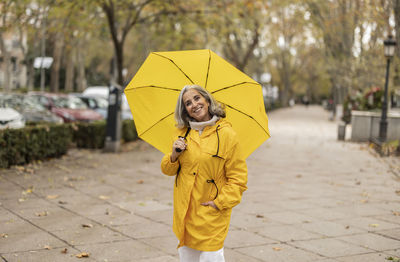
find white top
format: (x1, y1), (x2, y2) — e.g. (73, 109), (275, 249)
(189, 115), (219, 135)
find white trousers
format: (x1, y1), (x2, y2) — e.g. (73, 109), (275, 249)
(178, 246), (225, 262)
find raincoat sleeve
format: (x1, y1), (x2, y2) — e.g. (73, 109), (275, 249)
(161, 153), (180, 176)
(214, 140), (248, 210)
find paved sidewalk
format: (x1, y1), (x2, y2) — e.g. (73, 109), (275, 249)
(1, 105), (399, 262)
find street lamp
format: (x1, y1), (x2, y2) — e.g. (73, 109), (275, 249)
(379, 35), (396, 142)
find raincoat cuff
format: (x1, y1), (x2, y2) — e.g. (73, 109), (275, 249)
(167, 153), (180, 166)
(214, 198), (223, 210)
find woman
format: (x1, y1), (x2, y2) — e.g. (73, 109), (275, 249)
(161, 85), (248, 262)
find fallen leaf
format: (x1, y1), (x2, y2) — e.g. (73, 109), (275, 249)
(76, 252), (90, 258)
(396, 190), (400, 196)
(369, 223), (379, 228)
(82, 224), (93, 228)
(35, 211), (49, 217)
(137, 180), (144, 184)
(360, 199), (369, 203)
(46, 195), (59, 199)
(345, 225), (350, 229)
(272, 247), (282, 251)
(61, 248), (68, 254)
(43, 245), (51, 250)
(296, 174), (302, 178)
(58, 201), (67, 205)
(138, 202), (146, 206)
(355, 181), (361, 185)
(256, 214), (264, 218)
(18, 198), (26, 202)
(22, 188), (34, 195)
(1, 233), (8, 238)
(99, 195), (110, 200)
(392, 211), (400, 216)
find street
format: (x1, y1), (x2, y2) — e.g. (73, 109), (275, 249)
(1, 105), (399, 262)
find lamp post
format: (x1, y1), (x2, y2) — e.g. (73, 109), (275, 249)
(379, 35), (396, 142)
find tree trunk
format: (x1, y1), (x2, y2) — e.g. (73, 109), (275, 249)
(50, 32), (64, 93)
(0, 34), (12, 92)
(76, 38), (86, 92)
(64, 46), (74, 92)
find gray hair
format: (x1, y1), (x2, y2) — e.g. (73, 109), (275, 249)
(175, 85), (226, 128)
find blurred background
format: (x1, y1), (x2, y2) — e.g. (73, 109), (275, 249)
(1, 0), (400, 125)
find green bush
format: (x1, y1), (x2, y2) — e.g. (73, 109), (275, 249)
(0, 119), (138, 168)
(122, 119), (137, 142)
(72, 121), (106, 149)
(0, 124), (72, 168)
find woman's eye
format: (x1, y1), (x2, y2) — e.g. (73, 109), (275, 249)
(194, 96), (200, 101)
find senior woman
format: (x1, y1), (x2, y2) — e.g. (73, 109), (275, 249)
(161, 84), (248, 262)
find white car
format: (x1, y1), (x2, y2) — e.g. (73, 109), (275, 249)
(0, 108), (25, 129)
(82, 86), (133, 120)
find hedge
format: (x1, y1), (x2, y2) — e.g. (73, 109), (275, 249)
(0, 124), (72, 168)
(0, 119), (138, 168)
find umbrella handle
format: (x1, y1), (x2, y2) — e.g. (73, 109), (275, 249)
(175, 148), (182, 152)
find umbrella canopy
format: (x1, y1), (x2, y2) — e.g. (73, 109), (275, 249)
(124, 49), (270, 158)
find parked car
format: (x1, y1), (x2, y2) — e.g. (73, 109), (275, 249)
(82, 86), (133, 120)
(0, 107), (25, 129)
(28, 92), (104, 123)
(0, 93), (63, 124)
(71, 94), (108, 119)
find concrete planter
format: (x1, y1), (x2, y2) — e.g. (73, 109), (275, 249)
(350, 110), (400, 141)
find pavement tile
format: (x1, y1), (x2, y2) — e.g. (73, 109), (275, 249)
(2, 219), (41, 235)
(337, 233), (400, 251)
(1, 196), (55, 210)
(224, 229), (276, 248)
(329, 204), (389, 217)
(133, 209), (174, 226)
(376, 228), (400, 241)
(372, 213), (400, 225)
(114, 220), (172, 239)
(224, 248), (263, 262)
(336, 252), (393, 262)
(236, 243), (323, 262)
(263, 211), (316, 225)
(0, 231), (66, 253)
(115, 199), (172, 213)
(0, 247), (96, 262)
(67, 203), (129, 218)
(291, 238), (372, 258)
(229, 210), (283, 231)
(76, 240), (165, 261)
(134, 255), (179, 262)
(255, 224), (323, 242)
(90, 212), (149, 227)
(334, 217), (399, 232)
(11, 205), (68, 220)
(30, 213), (99, 232)
(33, 186), (83, 198)
(52, 223), (129, 246)
(299, 221), (364, 237)
(0, 208), (21, 223)
(141, 235), (178, 255)
(297, 207), (354, 221)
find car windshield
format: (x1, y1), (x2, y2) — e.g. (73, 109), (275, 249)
(0, 95), (45, 111)
(95, 97), (108, 109)
(54, 96), (88, 109)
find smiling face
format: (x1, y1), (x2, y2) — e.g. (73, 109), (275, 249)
(182, 89), (211, 122)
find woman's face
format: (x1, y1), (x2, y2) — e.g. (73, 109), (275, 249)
(182, 89), (211, 122)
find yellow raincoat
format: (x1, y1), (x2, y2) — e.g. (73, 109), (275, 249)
(161, 118), (248, 251)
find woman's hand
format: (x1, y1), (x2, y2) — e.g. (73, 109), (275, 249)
(170, 137), (187, 162)
(201, 201), (219, 210)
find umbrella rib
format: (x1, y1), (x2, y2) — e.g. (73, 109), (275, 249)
(125, 85), (181, 92)
(139, 112), (174, 137)
(153, 53), (194, 84)
(204, 50), (211, 89)
(211, 82), (259, 94)
(220, 102), (270, 137)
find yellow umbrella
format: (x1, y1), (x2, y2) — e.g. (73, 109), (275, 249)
(124, 49), (270, 158)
